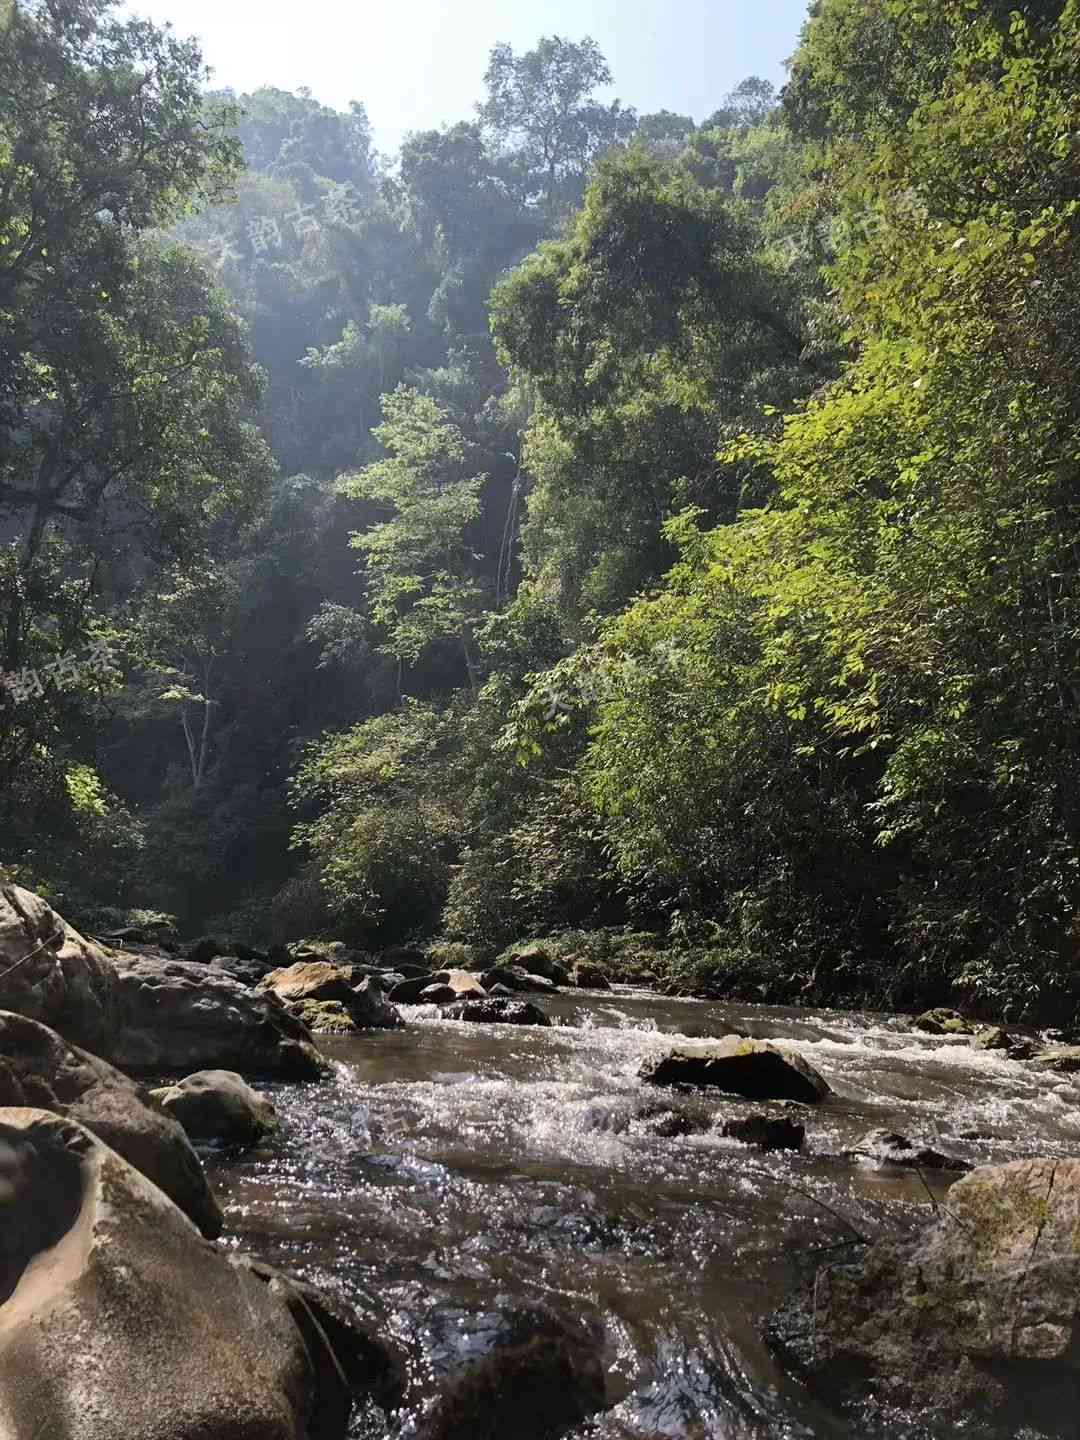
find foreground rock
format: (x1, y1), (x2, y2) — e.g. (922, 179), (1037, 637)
(0, 1011), (222, 1237)
(151, 1070), (277, 1150)
(720, 1114), (805, 1152)
(109, 955), (329, 1078)
(641, 1037), (830, 1104)
(441, 998), (551, 1027)
(769, 1157), (1080, 1433)
(0, 1108), (400, 1439)
(0, 884), (115, 1052)
(416, 1306), (606, 1440)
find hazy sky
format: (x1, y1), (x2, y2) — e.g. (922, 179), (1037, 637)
(120, 0), (812, 156)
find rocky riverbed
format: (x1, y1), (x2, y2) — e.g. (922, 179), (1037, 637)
(4, 884), (1080, 1439)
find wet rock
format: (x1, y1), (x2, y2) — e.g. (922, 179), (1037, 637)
(636, 1106), (710, 1138)
(488, 983), (516, 997)
(500, 942), (571, 986)
(350, 977), (405, 1029)
(441, 997), (551, 1026)
(0, 884), (116, 1053)
(482, 965), (558, 994)
(913, 1007), (975, 1036)
(421, 984), (460, 1004)
(108, 954), (329, 1079)
(768, 1157), (1080, 1431)
(0, 1107), (390, 1440)
(0, 1011), (222, 1238)
(852, 1128), (971, 1173)
(973, 1024), (1012, 1051)
(288, 999), (359, 1035)
(640, 1037), (830, 1104)
(415, 1306), (607, 1440)
(570, 960), (612, 990)
(720, 1114), (805, 1152)
(390, 973), (444, 1003)
(236, 1257), (406, 1419)
(1031, 1045), (1080, 1074)
(150, 1070), (277, 1150)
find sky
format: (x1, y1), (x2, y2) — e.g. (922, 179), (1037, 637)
(120, 0), (812, 157)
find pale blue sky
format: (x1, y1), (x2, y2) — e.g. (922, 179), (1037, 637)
(121, 0), (812, 156)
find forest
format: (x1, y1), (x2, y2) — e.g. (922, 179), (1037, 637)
(4, 0), (1080, 1023)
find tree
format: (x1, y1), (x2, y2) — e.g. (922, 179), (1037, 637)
(339, 387), (489, 686)
(478, 35), (636, 215)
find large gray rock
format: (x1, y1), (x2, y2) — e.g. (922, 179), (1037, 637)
(481, 966), (559, 995)
(0, 1011), (221, 1238)
(499, 942), (570, 986)
(0, 884), (115, 1052)
(769, 1157), (1080, 1432)
(640, 1036), (830, 1104)
(108, 954), (329, 1079)
(150, 1070), (277, 1150)
(0, 1108), (400, 1440)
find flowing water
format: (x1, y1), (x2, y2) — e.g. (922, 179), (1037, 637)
(205, 988), (1080, 1439)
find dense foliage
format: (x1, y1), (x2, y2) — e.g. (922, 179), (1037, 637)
(4, 0), (1080, 1019)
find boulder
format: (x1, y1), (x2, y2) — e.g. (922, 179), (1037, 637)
(913, 1007), (975, 1036)
(640, 1037), (830, 1104)
(389, 973), (442, 1004)
(108, 954), (329, 1079)
(500, 942), (570, 986)
(349, 977), (404, 1030)
(0, 884), (115, 1052)
(768, 1157), (1080, 1431)
(150, 1070), (277, 1150)
(973, 1024), (1012, 1051)
(209, 953), (276, 987)
(289, 999), (360, 1035)
(259, 963), (403, 1031)
(421, 984), (459, 1004)
(1031, 1045), (1080, 1074)
(442, 970), (488, 999)
(441, 998), (550, 1027)
(415, 1306), (606, 1440)
(259, 959), (359, 1005)
(0, 1108), (399, 1440)
(570, 960), (612, 991)
(720, 1114), (805, 1152)
(482, 965), (558, 995)
(852, 1128), (971, 1173)
(0, 1011), (221, 1238)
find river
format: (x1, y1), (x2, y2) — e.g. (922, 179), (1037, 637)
(205, 987), (1080, 1439)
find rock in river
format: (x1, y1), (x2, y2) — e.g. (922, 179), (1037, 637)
(0, 1010), (222, 1238)
(720, 1113), (806, 1152)
(260, 961), (403, 1030)
(641, 1036), (830, 1104)
(108, 954), (329, 1079)
(769, 1157), (1080, 1433)
(150, 1069), (277, 1150)
(441, 997), (551, 1027)
(0, 1107), (401, 1440)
